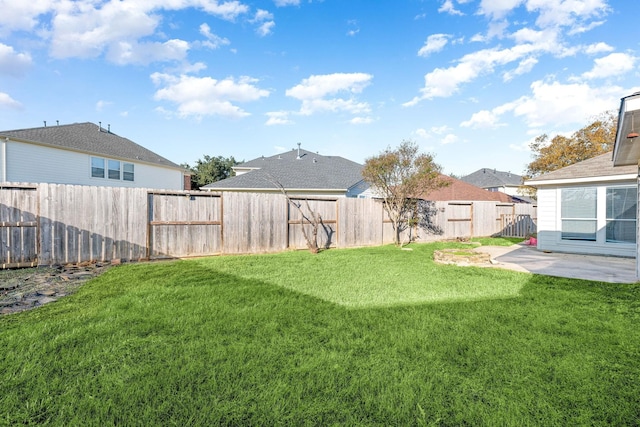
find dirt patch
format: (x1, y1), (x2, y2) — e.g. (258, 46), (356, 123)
(433, 248), (492, 266)
(0, 262), (112, 316)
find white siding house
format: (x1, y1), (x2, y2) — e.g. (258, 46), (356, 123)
(0, 122), (187, 190)
(526, 153), (637, 258)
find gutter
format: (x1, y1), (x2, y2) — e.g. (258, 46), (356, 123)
(1, 137), (6, 182)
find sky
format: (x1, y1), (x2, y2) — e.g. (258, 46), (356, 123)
(0, 0), (639, 177)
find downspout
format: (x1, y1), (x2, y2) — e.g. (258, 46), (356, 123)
(1, 137), (7, 182)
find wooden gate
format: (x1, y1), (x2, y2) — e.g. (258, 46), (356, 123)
(0, 185), (39, 268)
(446, 202), (473, 238)
(147, 191), (222, 259)
(500, 214), (535, 237)
(287, 198), (337, 250)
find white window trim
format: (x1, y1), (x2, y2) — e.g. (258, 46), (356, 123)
(89, 156), (135, 182)
(557, 184), (636, 247)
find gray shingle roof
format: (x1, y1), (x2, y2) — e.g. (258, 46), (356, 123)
(460, 168), (523, 188)
(202, 148), (364, 191)
(0, 122), (181, 170)
(526, 152), (636, 184)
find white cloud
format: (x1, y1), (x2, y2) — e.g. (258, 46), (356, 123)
(405, 46), (528, 105)
(44, 0), (248, 63)
(0, 1), (53, 35)
(418, 34), (450, 57)
(461, 110), (502, 129)
(527, 0), (610, 30)
(274, 0), (300, 6)
(430, 125), (451, 135)
(440, 133), (459, 145)
(439, 0), (464, 16)
(584, 42), (614, 55)
(199, 23), (231, 49)
(0, 92), (22, 109)
(492, 79), (624, 129)
(251, 9), (275, 36)
(256, 21), (275, 36)
(286, 73), (372, 100)
(414, 128), (431, 139)
(350, 116), (373, 124)
(151, 73), (270, 119)
(579, 52), (636, 80)
(407, 0), (612, 105)
(107, 39), (190, 65)
(0, 43), (33, 77)
(96, 100), (112, 112)
(503, 56), (538, 81)
(252, 9), (274, 22)
(282, 72), (373, 120)
(478, 0), (524, 20)
(265, 111), (293, 125)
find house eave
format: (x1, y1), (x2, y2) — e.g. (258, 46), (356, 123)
(612, 92), (640, 166)
(203, 187), (348, 193)
(0, 134), (185, 173)
(525, 173), (638, 187)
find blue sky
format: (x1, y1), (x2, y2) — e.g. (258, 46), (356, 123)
(0, 0), (638, 176)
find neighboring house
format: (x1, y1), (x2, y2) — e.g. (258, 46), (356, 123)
(202, 145), (368, 197)
(525, 152), (637, 258)
(421, 175), (515, 202)
(0, 122), (188, 190)
(460, 168), (527, 198)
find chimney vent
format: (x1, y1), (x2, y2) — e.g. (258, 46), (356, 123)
(43, 121), (46, 127)
(296, 142), (301, 159)
(108, 124), (111, 133)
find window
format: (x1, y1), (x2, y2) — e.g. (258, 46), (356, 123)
(91, 157), (105, 178)
(108, 160), (120, 180)
(606, 187), (636, 243)
(91, 157), (134, 182)
(561, 187), (597, 241)
(123, 163), (134, 181)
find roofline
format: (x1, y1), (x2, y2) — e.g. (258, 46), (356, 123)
(203, 187), (349, 192)
(525, 173), (637, 187)
(1, 134), (186, 173)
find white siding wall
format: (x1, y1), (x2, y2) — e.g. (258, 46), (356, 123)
(536, 182), (636, 258)
(6, 141), (183, 190)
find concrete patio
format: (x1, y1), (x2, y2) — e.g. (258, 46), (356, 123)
(475, 244), (638, 284)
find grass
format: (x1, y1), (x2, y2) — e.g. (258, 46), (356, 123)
(1, 242), (639, 425)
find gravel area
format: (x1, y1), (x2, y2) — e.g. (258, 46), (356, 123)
(0, 263), (111, 316)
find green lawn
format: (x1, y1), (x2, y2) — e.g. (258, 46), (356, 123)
(1, 242), (639, 425)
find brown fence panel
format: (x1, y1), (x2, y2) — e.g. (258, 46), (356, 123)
(38, 184), (148, 265)
(0, 185), (38, 268)
(223, 192), (288, 254)
(148, 191), (222, 259)
(338, 198), (384, 247)
(445, 202), (473, 238)
(288, 198), (338, 250)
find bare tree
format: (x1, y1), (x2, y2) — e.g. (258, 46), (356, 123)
(271, 179), (326, 254)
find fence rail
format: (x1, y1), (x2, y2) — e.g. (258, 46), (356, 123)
(0, 183), (536, 267)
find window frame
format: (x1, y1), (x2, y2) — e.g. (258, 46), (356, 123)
(90, 157), (135, 183)
(560, 187), (597, 241)
(558, 184), (637, 246)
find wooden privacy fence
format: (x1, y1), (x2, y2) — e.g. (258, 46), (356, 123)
(500, 214), (536, 238)
(0, 183), (536, 267)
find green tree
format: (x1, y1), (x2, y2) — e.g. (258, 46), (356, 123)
(525, 111), (617, 179)
(184, 155), (239, 190)
(362, 140), (447, 246)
